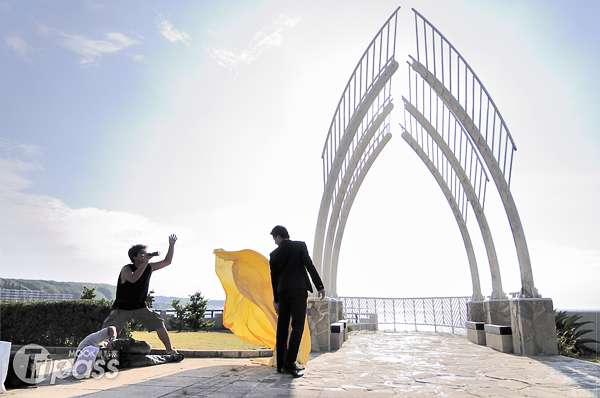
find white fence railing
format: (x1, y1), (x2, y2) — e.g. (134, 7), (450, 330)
(154, 309), (225, 330)
(341, 296), (470, 334)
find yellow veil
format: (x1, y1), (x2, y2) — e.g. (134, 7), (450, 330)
(214, 249), (311, 366)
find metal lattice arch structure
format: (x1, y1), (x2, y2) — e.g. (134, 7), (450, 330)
(314, 7), (541, 301)
(402, 9), (539, 299)
(313, 7), (400, 298)
(312, 7), (558, 357)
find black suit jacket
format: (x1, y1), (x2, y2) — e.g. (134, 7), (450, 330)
(269, 239), (324, 303)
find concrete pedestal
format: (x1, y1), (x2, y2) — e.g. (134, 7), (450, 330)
(484, 324), (513, 353)
(0, 341), (10, 393)
(484, 299), (511, 325)
(307, 298), (343, 352)
(510, 298), (558, 355)
(466, 321), (486, 345)
(330, 323), (343, 350)
(339, 320), (348, 341)
(467, 301), (486, 322)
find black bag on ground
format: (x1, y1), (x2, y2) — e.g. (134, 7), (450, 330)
(97, 338), (181, 369)
(108, 338), (173, 369)
(111, 338), (152, 355)
(118, 353), (173, 368)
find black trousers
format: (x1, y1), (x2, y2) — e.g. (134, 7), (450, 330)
(276, 289), (308, 370)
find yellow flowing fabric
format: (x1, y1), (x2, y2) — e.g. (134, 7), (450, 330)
(214, 249), (311, 366)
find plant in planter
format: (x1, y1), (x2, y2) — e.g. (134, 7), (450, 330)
(555, 310), (598, 358)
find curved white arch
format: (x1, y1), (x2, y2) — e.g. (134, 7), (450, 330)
(402, 131), (484, 301)
(314, 61), (399, 282)
(404, 99), (505, 299)
(322, 102), (395, 290)
(409, 58), (538, 298)
(329, 133), (393, 297)
(314, 7), (401, 287)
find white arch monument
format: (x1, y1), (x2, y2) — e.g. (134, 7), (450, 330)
(310, 7), (557, 356)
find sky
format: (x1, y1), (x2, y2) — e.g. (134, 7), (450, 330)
(1, 0), (598, 310)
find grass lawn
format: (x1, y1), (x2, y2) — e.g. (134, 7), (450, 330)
(131, 330), (270, 351)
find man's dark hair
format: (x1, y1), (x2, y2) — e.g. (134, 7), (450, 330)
(270, 225), (290, 239)
(128, 244), (147, 263)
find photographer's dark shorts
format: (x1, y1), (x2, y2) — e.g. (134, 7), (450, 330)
(103, 307), (165, 332)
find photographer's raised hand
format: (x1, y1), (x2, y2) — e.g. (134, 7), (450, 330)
(152, 234), (177, 271)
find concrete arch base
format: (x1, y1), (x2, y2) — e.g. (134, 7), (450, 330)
(468, 298), (558, 356)
(485, 300), (512, 325)
(510, 298), (558, 356)
(467, 301), (486, 323)
(307, 297), (344, 352)
(466, 300), (511, 325)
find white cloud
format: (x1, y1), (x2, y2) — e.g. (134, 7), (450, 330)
(84, 0), (107, 11)
(0, 139), (43, 158)
(6, 35), (34, 64)
(0, 143), (200, 290)
(206, 14), (300, 69)
(38, 26), (140, 65)
(156, 15), (190, 45)
(0, 158), (35, 192)
(0, 140), (43, 192)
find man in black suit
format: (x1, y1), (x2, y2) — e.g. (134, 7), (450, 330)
(269, 225), (325, 378)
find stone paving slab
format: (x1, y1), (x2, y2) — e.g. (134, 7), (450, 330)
(4, 331), (599, 397)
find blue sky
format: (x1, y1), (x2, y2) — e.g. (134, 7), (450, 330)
(1, 0), (598, 310)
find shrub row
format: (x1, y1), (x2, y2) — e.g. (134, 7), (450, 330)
(0, 299), (112, 347)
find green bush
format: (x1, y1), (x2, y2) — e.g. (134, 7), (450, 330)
(0, 299), (113, 347)
(168, 299), (187, 332)
(167, 291), (214, 332)
(80, 286), (97, 299)
(555, 310), (599, 358)
(186, 291), (214, 332)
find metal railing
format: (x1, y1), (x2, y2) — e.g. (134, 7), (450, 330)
(155, 309), (223, 320)
(412, 8), (516, 187)
(155, 308), (225, 330)
(404, 64), (490, 215)
(321, 7), (399, 188)
(341, 296), (470, 334)
(313, 7), (400, 295)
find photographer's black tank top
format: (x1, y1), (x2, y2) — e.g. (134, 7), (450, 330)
(112, 264), (152, 310)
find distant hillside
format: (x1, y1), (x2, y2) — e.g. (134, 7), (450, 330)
(153, 295), (189, 309)
(0, 278), (116, 300)
(0, 278), (224, 308)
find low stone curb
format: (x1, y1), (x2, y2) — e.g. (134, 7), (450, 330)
(10, 345), (273, 359)
(150, 349), (273, 358)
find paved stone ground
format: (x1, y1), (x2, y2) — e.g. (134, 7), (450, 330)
(4, 331), (599, 397)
